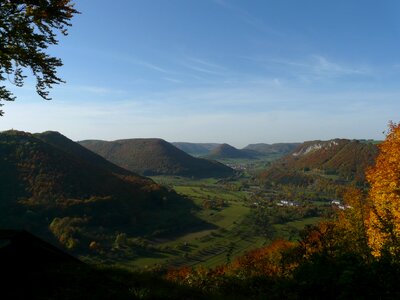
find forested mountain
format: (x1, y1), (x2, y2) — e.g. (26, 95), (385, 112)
(206, 143), (257, 159)
(243, 143), (300, 155)
(260, 139), (378, 185)
(172, 142), (220, 156)
(35, 131), (133, 176)
(0, 130), (204, 253)
(79, 138), (234, 178)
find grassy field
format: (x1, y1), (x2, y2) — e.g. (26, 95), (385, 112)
(103, 174), (327, 271)
(273, 217), (325, 240)
(109, 176), (268, 269)
(214, 153), (285, 175)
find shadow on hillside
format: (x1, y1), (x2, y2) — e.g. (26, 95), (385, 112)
(0, 230), (212, 299)
(139, 194), (218, 240)
(0, 230), (137, 300)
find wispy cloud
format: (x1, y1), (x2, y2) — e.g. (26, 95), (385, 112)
(1, 88), (392, 147)
(181, 57), (228, 76)
(244, 55), (372, 82)
(181, 63), (223, 75)
(163, 77), (183, 84)
(2, 76), (398, 147)
(186, 57), (227, 71)
(107, 51), (176, 75)
(86, 49), (177, 76)
(130, 59), (172, 74)
(311, 55), (370, 76)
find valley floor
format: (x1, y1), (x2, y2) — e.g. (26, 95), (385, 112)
(91, 174), (332, 270)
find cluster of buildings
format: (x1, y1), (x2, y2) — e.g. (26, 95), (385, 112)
(331, 200), (352, 210)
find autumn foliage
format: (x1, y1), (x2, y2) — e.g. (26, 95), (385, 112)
(366, 122), (400, 258)
(228, 240), (297, 277)
(167, 240), (296, 278)
(165, 123), (400, 298)
(166, 240), (297, 293)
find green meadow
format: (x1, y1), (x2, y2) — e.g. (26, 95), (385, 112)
(112, 175), (326, 270)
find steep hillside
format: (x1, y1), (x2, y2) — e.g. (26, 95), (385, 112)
(260, 139), (378, 185)
(35, 131), (133, 176)
(0, 130), (205, 254)
(172, 142), (220, 156)
(206, 143), (257, 159)
(244, 143), (300, 155)
(79, 138), (234, 178)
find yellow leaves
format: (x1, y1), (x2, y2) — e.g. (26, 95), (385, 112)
(366, 122), (400, 258)
(339, 188), (368, 228)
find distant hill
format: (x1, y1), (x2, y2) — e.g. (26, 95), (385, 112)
(206, 143), (258, 160)
(244, 143), (300, 155)
(259, 139), (378, 185)
(0, 130), (206, 254)
(79, 138), (234, 178)
(172, 142), (220, 156)
(172, 142), (301, 158)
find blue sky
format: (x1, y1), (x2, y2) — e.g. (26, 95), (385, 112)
(2, 0), (400, 147)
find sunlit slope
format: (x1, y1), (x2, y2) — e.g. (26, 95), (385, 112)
(260, 139), (378, 185)
(243, 142), (300, 155)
